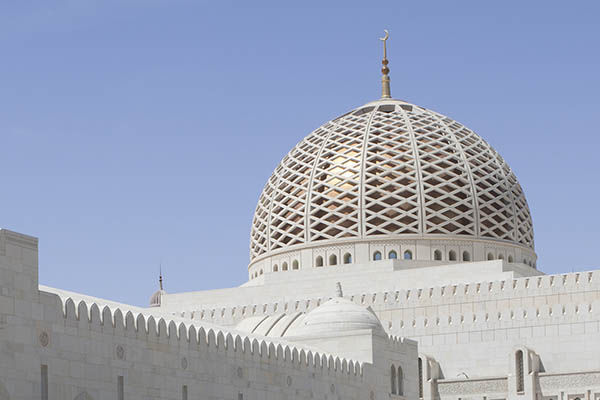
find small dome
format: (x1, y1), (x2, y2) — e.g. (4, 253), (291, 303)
(284, 296), (384, 337)
(150, 272), (167, 307)
(233, 284), (384, 338)
(149, 289), (166, 307)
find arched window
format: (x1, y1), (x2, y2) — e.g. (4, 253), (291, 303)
(315, 256), (323, 267)
(388, 250), (398, 259)
(433, 250), (442, 260)
(397, 366), (404, 396)
(391, 365), (397, 394)
(343, 253), (352, 264)
(418, 357), (423, 399)
(259, 269), (263, 275)
(292, 260), (299, 270)
(282, 262), (288, 271)
(487, 253), (494, 260)
(508, 255), (514, 263)
(403, 250), (413, 260)
(273, 264), (278, 272)
(498, 254), (504, 260)
(329, 254), (337, 266)
(449, 250), (457, 261)
(373, 251), (382, 261)
(462, 251), (471, 261)
(516, 350), (524, 393)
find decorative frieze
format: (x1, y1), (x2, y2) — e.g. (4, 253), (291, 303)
(437, 377), (508, 395)
(539, 372), (600, 389)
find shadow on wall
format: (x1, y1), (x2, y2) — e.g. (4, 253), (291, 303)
(0, 382), (8, 400)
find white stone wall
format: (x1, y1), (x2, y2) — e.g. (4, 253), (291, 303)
(0, 229), (418, 400)
(434, 354), (600, 400)
(163, 260), (540, 313)
(165, 261), (600, 400)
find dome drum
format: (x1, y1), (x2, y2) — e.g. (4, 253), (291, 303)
(248, 236), (537, 280)
(249, 99), (535, 275)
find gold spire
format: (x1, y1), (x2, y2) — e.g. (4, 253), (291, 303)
(379, 30), (391, 99)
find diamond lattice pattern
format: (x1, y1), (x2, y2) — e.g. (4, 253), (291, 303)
(250, 101), (534, 260)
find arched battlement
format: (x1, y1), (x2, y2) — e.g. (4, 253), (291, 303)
(299, 348), (307, 366)
(89, 304), (101, 329)
(102, 306), (113, 327)
(64, 298), (76, 320)
(125, 312), (136, 336)
(168, 320), (178, 341)
(135, 313), (147, 334)
(113, 309), (124, 331)
(217, 330), (226, 350)
(147, 315), (158, 337)
(49, 295), (366, 380)
(389, 301), (600, 336)
(174, 270), (600, 328)
(157, 318), (168, 340)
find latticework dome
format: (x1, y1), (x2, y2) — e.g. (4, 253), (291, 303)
(249, 98), (535, 273)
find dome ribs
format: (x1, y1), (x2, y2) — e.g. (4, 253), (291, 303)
(250, 176), (276, 258)
(513, 181), (534, 247)
(410, 110), (475, 236)
(261, 125), (332, 254)
(456, 129), (507, 240)
(307, 113), (367, 242)
(497, 154), (534, 247)
(451, 126), (524, 244)
(363, 108), (421, 236)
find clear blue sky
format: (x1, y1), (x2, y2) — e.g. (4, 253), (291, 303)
(1, 1), (599, 307)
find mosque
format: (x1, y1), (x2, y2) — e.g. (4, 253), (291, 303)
(1, 32), (599, 400)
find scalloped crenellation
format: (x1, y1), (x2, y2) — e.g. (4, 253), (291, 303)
(56, 295), (366, 377)
(176, 270), (600, 327)
(390, 301), (600, 334)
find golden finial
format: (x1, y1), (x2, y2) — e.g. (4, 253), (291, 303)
(379, 30), (391, 99)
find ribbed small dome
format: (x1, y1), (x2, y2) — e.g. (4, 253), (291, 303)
(250, 99), (534, 267)
(284, 297), (384, 337)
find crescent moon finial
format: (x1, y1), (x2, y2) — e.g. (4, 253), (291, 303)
(379, 29), (391, 99)
(380, 29), (389, 42)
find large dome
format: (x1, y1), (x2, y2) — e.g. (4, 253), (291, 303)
(249, 98), (535, 275)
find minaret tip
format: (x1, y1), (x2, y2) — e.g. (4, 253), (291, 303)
(159, 263), (164, 291)
(379, 29), (391, 99)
